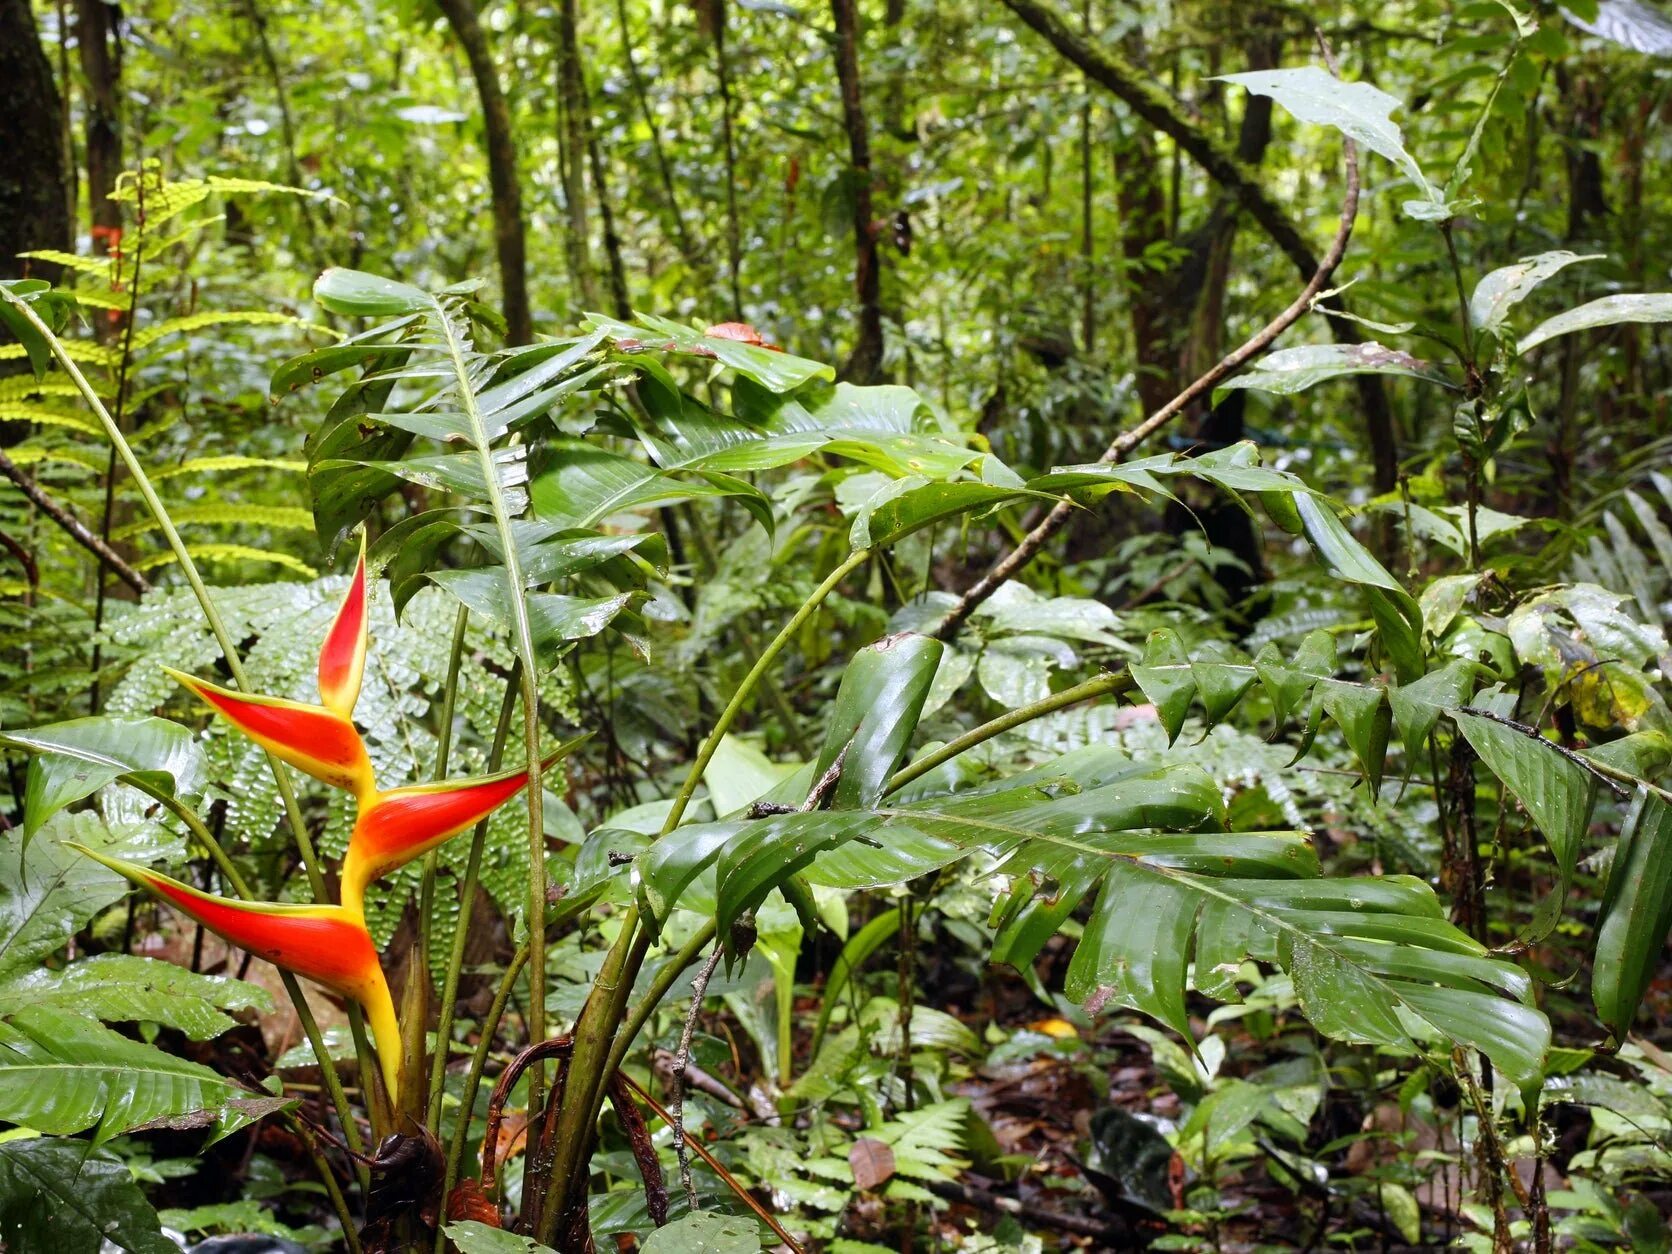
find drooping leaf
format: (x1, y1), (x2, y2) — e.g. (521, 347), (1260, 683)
(1594, 786), (1672, 1040)
(1454, 711), (1597, 895)
(1469, 251), (1605, 330)
(1519, 293), (1672, 354)
(0, 954), (270, 1040)
(1388, 658), (1478, 755)
(1317, 679), (1392, 790)
(810, 633), (944, 811)
(313, 267), (430, 317)
(0, 716), (203, 847)
(1217, 343), (1454, 398)
(1130, 629), (1197, 744)
(1218, 66), (1433, 199)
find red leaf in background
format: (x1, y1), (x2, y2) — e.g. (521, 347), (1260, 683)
(704, 321), (784, 352)
(446, 1179), (500, 1226)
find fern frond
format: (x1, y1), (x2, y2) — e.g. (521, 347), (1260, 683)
(132, 545), (317, 578)
(112, 504), (315, 541)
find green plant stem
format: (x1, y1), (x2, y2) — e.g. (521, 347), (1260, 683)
(534, 546), (870, 1241)
(434, 297), (549, 1107)
(439, 938), (530, 1242)
(426, 659), (521, 1133)
(662, 547), (872, 835)
(599, 921), (720, 1086)
(285, 1111), (364, 1254)
(126, 777), (252, 900)
(0, 291), (381, 1115)
(418, 603), (470, 1126)
(884, 669), (1134, 794)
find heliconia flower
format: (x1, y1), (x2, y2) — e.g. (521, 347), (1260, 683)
(165, 669), (375, 799)
(70, 845), (403, 1099)
(338, 741), (587, 915)
(317, 534), (368, 718)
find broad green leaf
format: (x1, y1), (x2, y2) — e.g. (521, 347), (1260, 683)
(0, 1006), (243, 1142)
(1191, 645), (1257, 727)
(0, 954), (271, 1041)
(0, 716), (203, 846)
(1217, 343), (1454, 397)
(652, 376), (980, 480)
(313, 267), (430, 317)
(1470, 251), (1605, 329)
(810, 633), (944, 810)
(638, 1211), (762, 1254)
(851, 480), (1027, 548)
(1317, 679), (1392, 790)
(590, 311), (832, 393)
(1594, 786), (1672, 1039)
(1219, 67), (1433, 199)
(530, 442), (767, 529)
(1520, 293), (1672, 354)
(1454, 711), (1596, 898)
(1130, 629), (1197, 744)
(0, 1138), (176, 1254)
(1388, 658), (1478, 755)
(1255, 633), (1336, 728)
(444, 1221), (559, 1254)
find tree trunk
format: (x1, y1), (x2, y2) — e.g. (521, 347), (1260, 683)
(436, 0), (532, 344)
(555, 0), (596, 309)
(0, 0), (72, 284)
(831, 0), (884, 383)
(74, 0), (121, 258)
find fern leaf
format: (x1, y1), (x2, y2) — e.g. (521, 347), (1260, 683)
(112, 504), (316, 541)
(153, 456), (307, 480)
(132, 544), (317, 578)
(0, 402), (101, 436)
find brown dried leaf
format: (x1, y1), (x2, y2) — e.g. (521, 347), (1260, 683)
(849, 1137), (896, 1191)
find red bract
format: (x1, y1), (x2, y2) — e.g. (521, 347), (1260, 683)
(166, 670), (375, 797)
(317, 535), (368, 717)
(72, 845), (403, 1098)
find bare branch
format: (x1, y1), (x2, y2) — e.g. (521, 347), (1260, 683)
(933, 129), (1361, 639)
(0, 448), (150, 594)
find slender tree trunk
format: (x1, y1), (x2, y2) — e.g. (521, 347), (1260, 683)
(0, 0), (72, 284)
(436, 0), (531, 343)
(555, 0), (596, 308)
(238, 0), (318, 256)
(74, 0), (121, 257)
(614, 0), (699, 269)
(831, 0), (884, 382)
(711, 0), (744, 318)
(586, 129), (632, 319)
(1078, 0), (1094, 355)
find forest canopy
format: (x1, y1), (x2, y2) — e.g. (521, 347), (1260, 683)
(5, 0), (1672, 1251)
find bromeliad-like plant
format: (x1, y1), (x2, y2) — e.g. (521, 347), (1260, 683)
(73, 541), (576, 1105)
